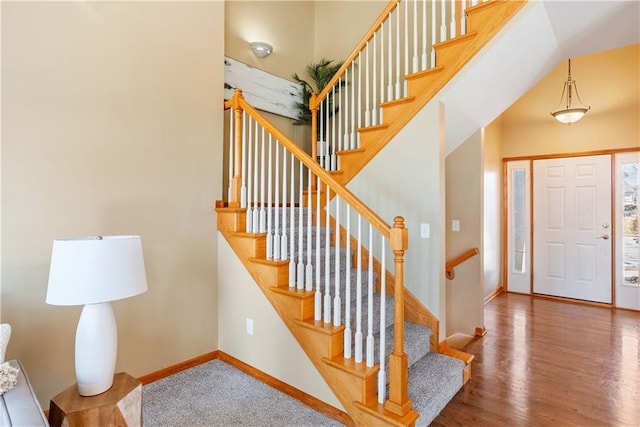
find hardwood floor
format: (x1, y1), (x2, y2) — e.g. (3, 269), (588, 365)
(431, 293), (639, 426)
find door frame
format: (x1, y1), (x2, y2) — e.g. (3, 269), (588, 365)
(503, 147), (640, 307)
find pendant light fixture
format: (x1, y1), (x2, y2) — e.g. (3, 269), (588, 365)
(551, 58), (590, 124)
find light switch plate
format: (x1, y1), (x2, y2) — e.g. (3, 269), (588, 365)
(420, 223), (430, 239)
(452, 220), (460, 232)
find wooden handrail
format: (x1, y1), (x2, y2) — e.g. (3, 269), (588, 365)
(446, 247), (479, 280)
(231, 90), (393, 239)
(309, 0), (401, 110)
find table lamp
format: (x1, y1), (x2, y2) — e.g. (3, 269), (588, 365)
(46, 235), (148, 396)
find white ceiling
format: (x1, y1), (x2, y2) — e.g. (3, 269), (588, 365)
(440, 0), (640, 155)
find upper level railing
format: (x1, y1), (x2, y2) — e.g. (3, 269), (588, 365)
(224, 89), (412, 416)
(309, 0), (485, 170)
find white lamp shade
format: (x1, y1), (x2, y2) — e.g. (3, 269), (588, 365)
(46, 235), (148, 306)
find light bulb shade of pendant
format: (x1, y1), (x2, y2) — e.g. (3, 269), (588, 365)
(250, 41), (273, 58)
(551, 107), (589, 124)
(551, 58), (590, 124)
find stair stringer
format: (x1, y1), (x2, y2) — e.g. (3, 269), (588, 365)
(216, 206), (420, 427)
(331, 0), (527, 187)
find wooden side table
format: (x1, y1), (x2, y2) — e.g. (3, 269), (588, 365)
(48, 372), (142, 427)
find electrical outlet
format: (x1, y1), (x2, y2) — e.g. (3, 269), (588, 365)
(420, 223), (430, 239)
(452, 220), (460, 232)
(246, 318), (254, 335)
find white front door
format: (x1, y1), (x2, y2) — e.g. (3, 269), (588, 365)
(533, 155), (612, 303)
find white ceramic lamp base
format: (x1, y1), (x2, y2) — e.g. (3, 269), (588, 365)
(75, 302), (117, 396)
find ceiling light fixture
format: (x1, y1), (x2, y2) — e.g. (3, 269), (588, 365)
(551, 58), (590, 125)
(250, 41), (273, 59)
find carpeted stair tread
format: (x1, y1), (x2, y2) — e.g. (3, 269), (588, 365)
(384, 322), (431, 368)
(342, 291), (393, 334)
(408, 352), (465, 426)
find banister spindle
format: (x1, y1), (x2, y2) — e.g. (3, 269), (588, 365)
(413, 0), (418, 73)
(315, 176), (322, 321)
(280, 146), (288, 260)
(245, 118), (254, 233)
(366, 224), (375, 367)
(403, 0), (408, 96)
(305, 168), (313, 291)
(259, 128), (266, 233)
(288, 153), (296, 287)
(355, 215), (363, 363)
(357, 53), (362, 149)
(274, 140), (281, 260)
(241, 112), (247, 208)
(323, 182), (332, 323)
(365, 43), (371, 128)
(450, 0), (457, 38)
(350, 61), (356, 150)
(387, 13), (393, 102)
(331, 86), (337, 170)
(372, 34), (378, 126)
(380, 22), (385, 123)
(297, 162), (304, 289)
(431, 0), (437, 67)
(344, 205), (352, 358)
(395, 7), (401, 99)
(333, 197), (342, 326)
(266, 134), (274, 259)
(422, 0), (427, 70)
(440, 0), (447, 42)
(227, 101), (234, 204)
(377, 234), (387, 403)
(252, 121), (260, 233)
(310, 93), (318, 168)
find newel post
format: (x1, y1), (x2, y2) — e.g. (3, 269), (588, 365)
(230, 89), (244, 207)
(384, 216), (412, 416)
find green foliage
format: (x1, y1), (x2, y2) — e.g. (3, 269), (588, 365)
(291, 58), (344, 126)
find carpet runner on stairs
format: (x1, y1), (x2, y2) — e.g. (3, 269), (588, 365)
(259, 207), (464, 424)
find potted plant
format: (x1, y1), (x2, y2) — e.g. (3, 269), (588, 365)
(291, 58), (344, 128)
(292, 59), (344, 165)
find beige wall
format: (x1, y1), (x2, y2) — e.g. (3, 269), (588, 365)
(501, 44), (640, 157)
(445, 132), (483, 336)
(1, 1), (223, 406)
(347, 102), (447, 339)
(225, 0), (316, 150)
(217, 236), (342, 409)
(314, 1), (387, 61)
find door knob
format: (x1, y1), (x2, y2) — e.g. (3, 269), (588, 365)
(596, 234), (610, 240)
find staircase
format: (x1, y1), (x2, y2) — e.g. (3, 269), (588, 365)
(218, 203), (466, 425)
(217, 1), (526, 425)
